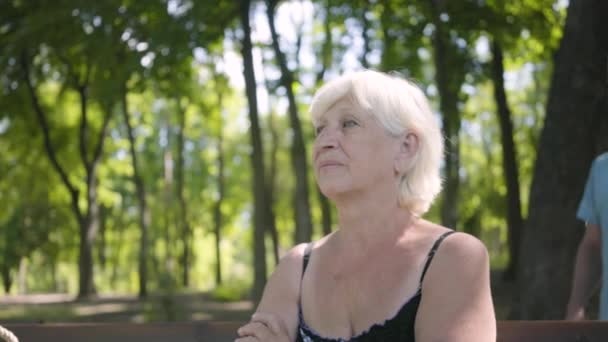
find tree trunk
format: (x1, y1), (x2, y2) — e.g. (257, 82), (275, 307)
(22, 53), (111, 298)
(1, 265), (11, 294)
(516, 0), (608, 319)
(240, 0), (268, 302)
(316, 0), (332, 83)
(430, 0), (461, 230)
(380, 0), (396, 70)
(314, 6), (334, 236)
(211, 71), (227, 285)
(17, 258), (27, 294)
(258, 32), (287, 265)
(49, 256), (58, 292)
(77, 81), (107, 299)
(359, 0), (371, 68)
(97, 204), (107, 270)
(265, 108), (280, 265)
(319, 191), (333, 235)
(163, 146), (175, 275)
(121, 86), (150, 298)
(175, 101), (192, 288)
(110, 206), (125, 288)
(490, 41), (524, 281)
(266, 0), (313, 245)
(214, 115), (225, 286)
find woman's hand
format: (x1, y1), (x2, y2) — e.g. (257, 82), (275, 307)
(235, 312), (291, 342)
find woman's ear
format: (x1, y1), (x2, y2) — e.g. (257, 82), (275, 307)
(394, 132), (419, 175)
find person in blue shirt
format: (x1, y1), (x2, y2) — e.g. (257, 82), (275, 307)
(566, 152), (608, 320)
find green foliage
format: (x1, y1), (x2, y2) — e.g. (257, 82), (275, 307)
(210, 280), (251, 302)
(0, 0), (566, 301)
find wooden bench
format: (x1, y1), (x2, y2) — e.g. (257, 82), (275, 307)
(2, 320), (608, 341)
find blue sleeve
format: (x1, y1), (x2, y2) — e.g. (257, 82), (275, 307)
(576, 160), (599, 225)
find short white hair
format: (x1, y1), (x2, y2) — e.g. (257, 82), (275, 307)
(309, 70), (443, 215)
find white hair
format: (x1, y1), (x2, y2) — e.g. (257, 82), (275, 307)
(309, 70), (443, 215)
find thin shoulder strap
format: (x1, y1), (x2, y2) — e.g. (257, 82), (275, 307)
(418, 231), (456, 286)
(301, 243), (313, 280)
(298, 243), (313, 313)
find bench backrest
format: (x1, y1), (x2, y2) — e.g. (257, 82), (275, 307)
(3, 320), (608, 342)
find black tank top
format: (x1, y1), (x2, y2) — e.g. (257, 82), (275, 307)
(296, 230), (455, 342)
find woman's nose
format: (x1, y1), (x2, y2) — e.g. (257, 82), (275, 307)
(316, 128), (338, 150)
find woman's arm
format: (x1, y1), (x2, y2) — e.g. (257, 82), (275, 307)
(415, 233), (496, 342)
(236, 243), (308, 342)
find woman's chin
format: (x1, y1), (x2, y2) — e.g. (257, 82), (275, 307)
(318, 185), (347, 201)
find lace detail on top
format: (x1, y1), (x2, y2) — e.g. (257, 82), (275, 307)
(296, 230), (455, 342)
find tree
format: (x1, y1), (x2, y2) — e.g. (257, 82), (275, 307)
(265, 0), (314, 244)
(240, 0), (269, 302)
(490, 41), (523, 281)
(20, 48), (113, 297)
(517, 0), (608, 319)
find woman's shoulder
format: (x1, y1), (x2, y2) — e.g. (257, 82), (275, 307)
(255, 243), (310, 313)
(415, 224), (495, 341)
(417, 222), (489, 283)
(419, 221), (488, 260)
(271, 233), (333, 280)
(272, 243), (309, 280)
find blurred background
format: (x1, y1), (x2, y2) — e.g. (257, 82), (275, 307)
(0, 0), (606, 323)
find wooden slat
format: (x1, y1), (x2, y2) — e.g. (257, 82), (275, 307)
(3, 322), (241, 342)
(497, 321), (608, 342)
(3, 320), (608, 341)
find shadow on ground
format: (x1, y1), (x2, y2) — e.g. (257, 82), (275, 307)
(0, 292), (254, 323)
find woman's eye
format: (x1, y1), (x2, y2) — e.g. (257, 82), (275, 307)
(343, 120), (358, 128)
(315, 125), (325, 135)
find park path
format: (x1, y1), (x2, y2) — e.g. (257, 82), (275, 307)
(0, 292), (253, 323)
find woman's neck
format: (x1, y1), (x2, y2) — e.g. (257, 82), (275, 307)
(332, 192), (416, 252)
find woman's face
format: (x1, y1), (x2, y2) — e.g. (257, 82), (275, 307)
(312, 98), (401, 200)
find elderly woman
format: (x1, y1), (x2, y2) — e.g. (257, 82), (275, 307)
(236, 70), (496, 341)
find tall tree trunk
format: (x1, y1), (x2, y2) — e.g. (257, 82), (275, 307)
(359, 0), (371, 68)
(175, 101), (192, 288)
(314, 3), (334, 236)
(17, 258), (27, 294)
(121, 86), (150, 298)
(163, 146), (175, 274)
(516, 0), (608, 319)
(430, 0), (461, 230)
(77, 78), (108, 299)
(490, 41), (524, 281)
(316, 0), (333, 83)
(97, 205), (107, 270)
(211, 71), (227, 285)
(258, 34), (287, 264)
(266, 0), (313, 244)
(380, 0), (396, 70)
(21, 53), (111, 298)
(213, 114), (225, 286)
(110, 206), (125, 288)
(1, 265), (11, 294)
(265, 108), (280, 265)
(319, 191), (333, 235)
(158, 111), (177, 280)
(49, 254), (58, 292)
(240, 0), (268, 302)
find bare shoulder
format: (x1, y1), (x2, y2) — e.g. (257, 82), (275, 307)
(258, 243), (309, 307)
(279, 242), (310, 271)
(421, 230), (490, 289)
(254, 243), (310, 340)
(416, 227), (495, 341)
(417, 221), (489, 272)
(437, 231), (489, 266)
